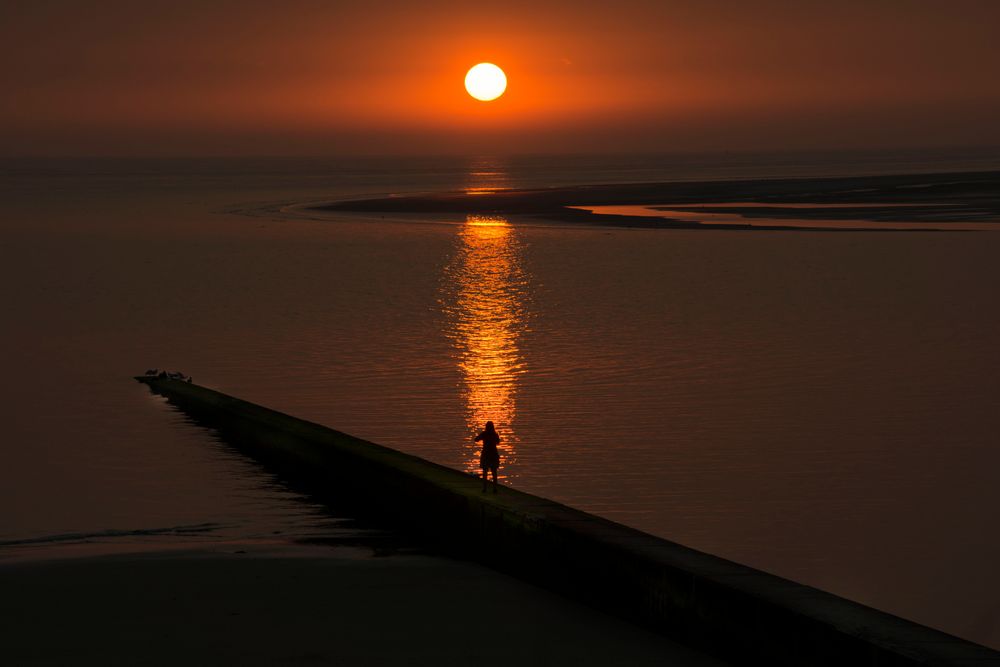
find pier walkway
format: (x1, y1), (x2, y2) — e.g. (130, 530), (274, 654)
(137, 376), (1000, 666)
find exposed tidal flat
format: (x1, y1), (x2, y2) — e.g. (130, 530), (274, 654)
(315, 170), (1000, 231)
(2, 549), (721, 666)
(2, 155), (1000, 652)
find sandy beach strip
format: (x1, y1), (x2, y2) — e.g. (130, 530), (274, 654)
(1, 545), (724, 667)
(311, 170), (1000, 230)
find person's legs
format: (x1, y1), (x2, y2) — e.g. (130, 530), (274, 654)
(481, 467), (487, 492)
(490, 466), (498, 493)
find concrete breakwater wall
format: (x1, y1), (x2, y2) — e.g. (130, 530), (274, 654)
(136, 376), (998, 666)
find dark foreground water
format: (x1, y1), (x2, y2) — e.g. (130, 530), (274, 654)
(2, 152), (999, 647)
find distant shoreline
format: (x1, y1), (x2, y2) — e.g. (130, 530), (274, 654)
(313, 169), (1000, 231)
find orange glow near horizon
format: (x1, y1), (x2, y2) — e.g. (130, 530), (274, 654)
(3, 2), (1000, 155)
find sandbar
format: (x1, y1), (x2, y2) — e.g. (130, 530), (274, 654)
(313, 170), (1000, 230)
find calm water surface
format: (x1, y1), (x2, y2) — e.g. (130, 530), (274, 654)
(2, 154), (999, 647)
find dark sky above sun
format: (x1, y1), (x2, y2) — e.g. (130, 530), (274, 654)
(2, 0), (999, 156)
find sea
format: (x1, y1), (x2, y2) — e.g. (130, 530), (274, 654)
(2, 149), (999, 647)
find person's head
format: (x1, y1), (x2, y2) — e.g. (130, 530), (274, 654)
(485, 421), (495, 432)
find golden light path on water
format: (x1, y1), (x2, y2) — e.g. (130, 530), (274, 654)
(442, 213), (528, 478)
(463, 155), (512, 196)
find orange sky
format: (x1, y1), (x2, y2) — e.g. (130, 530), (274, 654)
(2, 0), (999, 155)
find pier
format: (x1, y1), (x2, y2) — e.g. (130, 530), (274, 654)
(136, 376), (1000, 666)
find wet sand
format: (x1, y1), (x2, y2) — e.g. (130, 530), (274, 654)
(314, 170), (1000, 230)
(0, 546), (723, 666)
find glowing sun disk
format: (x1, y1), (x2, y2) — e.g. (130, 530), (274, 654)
(465, 63), (507, 101)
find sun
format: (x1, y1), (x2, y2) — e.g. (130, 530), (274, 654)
(465, 63), (507, 102)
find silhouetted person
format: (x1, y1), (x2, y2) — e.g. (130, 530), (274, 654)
(474, 421), (501, 493)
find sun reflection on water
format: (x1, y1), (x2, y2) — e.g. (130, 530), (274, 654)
(442, 214), (529, 478)
(463, 156), (512, 195)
